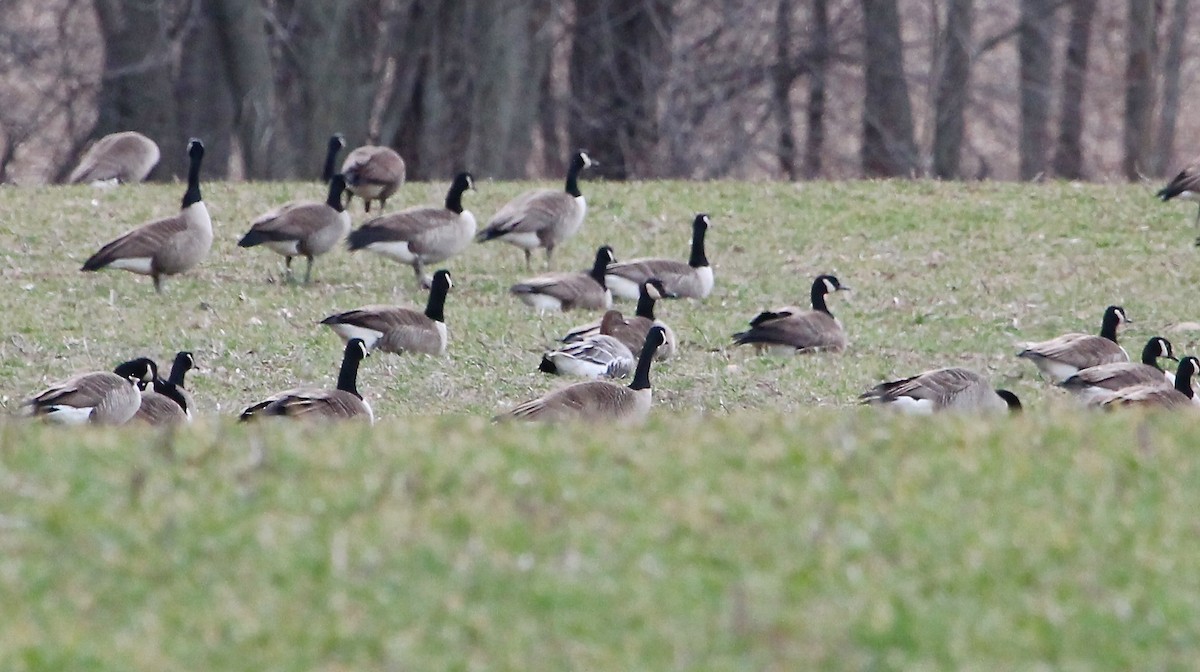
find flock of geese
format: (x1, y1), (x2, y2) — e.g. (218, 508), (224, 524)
(23, 132), (1200, 426)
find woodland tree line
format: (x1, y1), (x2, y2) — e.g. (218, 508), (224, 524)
(0, 0), (1194, 183)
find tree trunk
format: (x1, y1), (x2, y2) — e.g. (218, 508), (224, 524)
(568, 0), (676, 179)
(91, 0), (182, 178)
(1051, 0), (1096, 180)
(207, 0), (277, 179)
(773, 0), (798, 180)
(176, 2), (234, 179)
(1122, 0), (1157, 180)
(1153, 0), (1188, 175)
(1018, 0), (1058, 180)
(804, 0), (829, 179)
(861, 0), (918, 177)
(932, 0), (974, 179)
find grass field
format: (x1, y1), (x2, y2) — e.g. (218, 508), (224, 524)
(2, 178), (1200, 668)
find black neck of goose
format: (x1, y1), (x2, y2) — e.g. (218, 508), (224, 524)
(811, 282), (832, 316)
(182, 150), (203, 208)
(688, 220), (708, 268)
(168, 360), (190, 387)
(1099, 312), (1120, 342)
(444, 179), (466, 214)
(425, 279), (449, 322)
(325, 178), (347, 212)
(1139, 342), (1160, 368)
(337, 350), (363, 399)
(590, 253), (609, 287)
(321, 140), (342, 182)
(1176, 363), (1195, 398)
(565, 159), (584, 197)
(635, 288), (656, 320)
(629, 337), (660, 391)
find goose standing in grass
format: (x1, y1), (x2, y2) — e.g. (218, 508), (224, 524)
(732, 274), (850, 354)
(238, 174), (351, 283)
(860, 367), (1022, 414)
(341, 144), (405, 212)
(562, 278), (677, 360)
(1059, 336), (1176, 404)
(497, 326), (667, 424)
(346, 172), (475, 289)
(68, 131), (160, 186)
(510, 245), (615, 313)
(540, 315), (636, 379)
(25, 358), (156, 425)
(476, 150), (595, 270)
(1094, 356), (1200, 410)
(134, 351), (195, 425)
(81, 139), (211, 292)
(605, 214), (713, 300)
(239, 339), (373, 423)
(1017, 305), (1130, 381)
(321, 270), (453, 356)
(1157, 157), (1200, 244)
(321, 133), (346, 182)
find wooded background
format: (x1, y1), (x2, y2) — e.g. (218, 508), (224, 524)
(1, 0), (1194, 183)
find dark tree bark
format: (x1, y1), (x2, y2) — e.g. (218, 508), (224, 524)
(861, 0), (918, 177)
(208, 0), (277, 179)
(932, 0), (974, 179)
(773, 0), (798, 180)
(1123, 0), (1157, 180)
(176, 2), (234, 179)
(91, 0), (183, 178)
(568, 0), (676, 179)
(1052, 0), (1096, 180)
(1018, 0), (1058, 180)
(804, 0), (829, 180)
(1154, 0), (1189, 174)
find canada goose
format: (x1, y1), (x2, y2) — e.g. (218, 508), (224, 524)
(25, 358), (156, 425)
(1059, 336), (1176, 404)
(540, 320), (636, 379)
(562, 278), (677, 360)
(497, 326), (667, 424)
(137, 351), (196, 423)
(1157, 157), (1200, 244)
(81, 139), (212, 292)
(321, 269), (453, 355)
(341, 144), (405, 212)
(321, 133), (346, 183)
(605, 214), (713, 300)
(510, 245), (615, 312)
(475, 150), (595, 269)
(732, 274), (850, 354)
(860, 367), (1022, 414)
(1095, 356), (1200, 410)
(239, 339), (373, 423)
(68, 131), (160, 186)
(238, 174), (351, 283)
(346, 172), (475, 288)
(1017, 305), (1130, 381)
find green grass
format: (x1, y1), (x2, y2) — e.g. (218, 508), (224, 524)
(1, 179), (1200, 668)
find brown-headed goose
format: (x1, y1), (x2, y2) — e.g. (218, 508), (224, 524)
(861, 367), (1022, 414)
(320, 269), (453, 355)
(497, 326), (667, 424)
(476, 150), (594, 269)
(68, 131), (160, 186)
(1059, 336), (1176, 404)
(605, 214), (713, 300)
(346, 172), (475, 288)
(341, 144), (405, 212)
(1018, 305), (1130, 381)
(562, 278), (677, 360)
(510, 245), (614, 313)
(1095, 356), (1200, 410)
(238, 174), (351, 283)
(1158, 157), (1200, 244)
(81, 139), (211, 292)
(239, 339), (373, 423)
(733, 274), (849, 354)
(25, 358), (156, 425)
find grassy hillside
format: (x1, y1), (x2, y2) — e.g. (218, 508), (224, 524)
(2, 179), (1200, 669)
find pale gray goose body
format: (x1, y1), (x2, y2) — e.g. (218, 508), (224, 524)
(26, 358), (156, 425)
(341, 145), (405, 212)
(1018, 305), (1129, 381)
(510, 245), (614, 313)
(238, 175), (351, 283)
(540, 313), (636, 379)
(1059, 337), (1176, 404)
(733, 275), (849, 354)
(68, 131), (160, 186)
(1095, 357), (1200, 410)
(605, 214), (713, 300)
(861, 367), (1022, 414)
(321, 270), (453, 355)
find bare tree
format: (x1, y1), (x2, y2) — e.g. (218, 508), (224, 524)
(804, 0), (830, 180)
(1018, 0), (1058, 180)
(932, 0), (974, 179)
(176, 2), (234, 178)
(1154, 0), (1189, 175)
(208, 0), (277, 179)
(1122, 0), (1157, 180)
(1051, 0), (1096, 180)
(773, 0), (799, 180)
(861, 0), (917, 177)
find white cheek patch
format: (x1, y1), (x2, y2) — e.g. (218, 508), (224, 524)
(824, 278), (836, 293)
